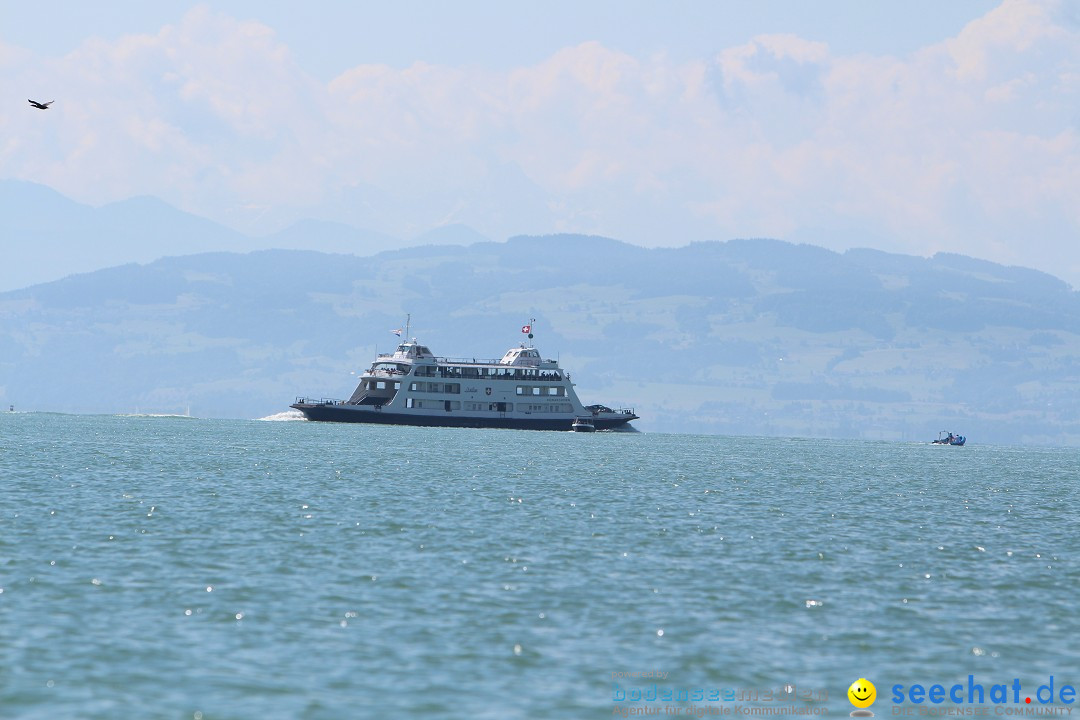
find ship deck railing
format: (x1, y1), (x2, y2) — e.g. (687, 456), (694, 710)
(377, 353), (557, 367)
(430, 369), (564, 381)
(367, 367), (566, 381)
(294, 396), (344, 406)
(434, 355), (556, 367)
(590, 406), (636, 416)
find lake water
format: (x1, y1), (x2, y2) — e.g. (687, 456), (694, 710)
(2, 412), (1077, 719)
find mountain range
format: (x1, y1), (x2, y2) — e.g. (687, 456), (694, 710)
(2, 182), (1079, 445)
(0, 179), (487, 292)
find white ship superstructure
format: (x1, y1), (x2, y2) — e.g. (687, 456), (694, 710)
(291, 325), (637, 431)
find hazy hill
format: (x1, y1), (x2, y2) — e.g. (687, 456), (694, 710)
(0, 180), (250, 291)
(263, 219), (400, 256)
(2, 235), (1079, 445)
(0, 181), (492, 292)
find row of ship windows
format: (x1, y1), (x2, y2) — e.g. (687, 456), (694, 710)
(517, 386), (565, 396)
(407, 382), (566, 397)
(410, 382), (461, 394)
(407, 399), (483, 410)
(405, 400), (574, 413)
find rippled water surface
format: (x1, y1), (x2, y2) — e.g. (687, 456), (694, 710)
(2, 413), (1078, 719)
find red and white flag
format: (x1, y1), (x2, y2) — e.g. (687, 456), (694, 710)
(521, 324), (531, 334)
(391, 328), (403, 336)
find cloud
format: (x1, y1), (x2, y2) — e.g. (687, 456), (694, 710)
(946, 0), (1067, 81)
(3, 0), (1080, 284)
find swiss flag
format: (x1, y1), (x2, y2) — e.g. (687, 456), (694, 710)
(521, 324), (531, 334)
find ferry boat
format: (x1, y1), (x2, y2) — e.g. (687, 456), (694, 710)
(291, 322), (638, 431)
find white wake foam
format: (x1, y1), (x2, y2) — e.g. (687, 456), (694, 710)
(258, 410), (307, 421)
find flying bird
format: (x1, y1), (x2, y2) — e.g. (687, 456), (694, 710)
(28, 99), (54, 110)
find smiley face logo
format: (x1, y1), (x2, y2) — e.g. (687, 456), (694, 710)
(848, 678), (876, 709)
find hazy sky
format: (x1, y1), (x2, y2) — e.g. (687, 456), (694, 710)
(5, 1), (1080, 286)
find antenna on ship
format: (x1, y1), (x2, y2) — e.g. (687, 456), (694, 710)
(405, 313), (411, 340)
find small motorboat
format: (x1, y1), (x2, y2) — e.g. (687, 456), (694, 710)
(931, 431), (966, 446)
(571, 417), (596, 432)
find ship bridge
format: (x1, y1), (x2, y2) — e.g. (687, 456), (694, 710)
(499, 346), (555, 368)
(389, 340), (434, 362)
(364, 340), (432, 380)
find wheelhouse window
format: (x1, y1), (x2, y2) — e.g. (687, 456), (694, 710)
(409, 381), (461, 393)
